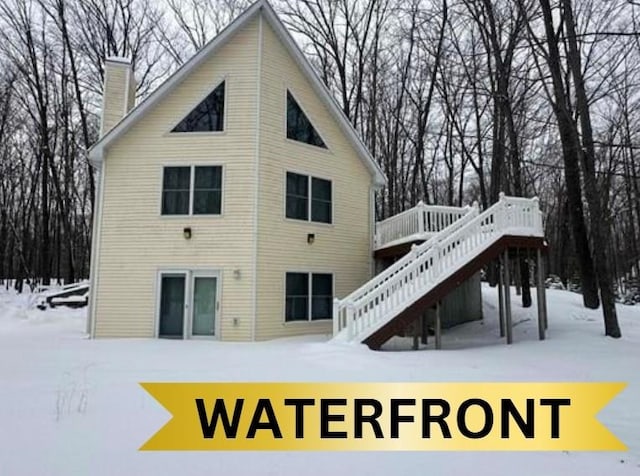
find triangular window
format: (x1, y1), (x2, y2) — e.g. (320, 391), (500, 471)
(286, 91), (326, 148)
(172, 81), (225, 132)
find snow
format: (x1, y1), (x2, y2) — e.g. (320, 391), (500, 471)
(0, 284), (639, 475)
(105, 56), (132, 64)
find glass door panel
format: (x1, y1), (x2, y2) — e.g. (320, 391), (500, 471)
(191, 276), (217, 337)
(159, 274), (186, 338)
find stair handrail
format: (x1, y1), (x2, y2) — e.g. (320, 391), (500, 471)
(342, 203), (478, 307)
(375, 203), (470, 226)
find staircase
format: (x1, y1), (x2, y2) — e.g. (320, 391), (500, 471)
(332, 194), (544, 348)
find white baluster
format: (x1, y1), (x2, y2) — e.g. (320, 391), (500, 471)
(346, 301), (355, 339)
(531, 197), (539, 233)
(333, 298), (340, 335)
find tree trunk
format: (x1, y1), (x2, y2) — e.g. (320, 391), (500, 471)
(560, 0), (620, 337)
(538, 0), (600, 309)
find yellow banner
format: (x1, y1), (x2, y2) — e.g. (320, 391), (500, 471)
(139, 382), (626, 451)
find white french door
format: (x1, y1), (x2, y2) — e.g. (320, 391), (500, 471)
(157, 270), (220, 339)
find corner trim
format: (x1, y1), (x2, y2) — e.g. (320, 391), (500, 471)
(251, 13), (263, 342)
(87, 162), (106, 337)
(123, 67), (131, 117)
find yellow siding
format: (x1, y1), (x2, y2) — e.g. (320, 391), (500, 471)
(94, 18), (260, 340)
(254, 20), (373, 340)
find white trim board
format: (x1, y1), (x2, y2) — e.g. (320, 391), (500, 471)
(251, 12), (263, 342)
(87, 162), (106, 337)
(87, 0), (386, 188)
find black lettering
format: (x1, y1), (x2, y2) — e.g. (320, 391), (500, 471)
(422, 399), (452, 438)
(321, 399), (348, 438)
(458, 399), (493, 439)
(284, 398), (315, 438)
(501, 399), (534, 438)
(195, 398), (243, 439)
(246, 399), (283, 439)
(540, 398), (571, 438)
(390, 399), (415, 438)
(354, 399), (383, 438)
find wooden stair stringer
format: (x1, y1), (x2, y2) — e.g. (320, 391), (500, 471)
(362, 235), (546, 350)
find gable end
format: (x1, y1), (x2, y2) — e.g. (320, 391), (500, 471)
(88, 0), (386, 188)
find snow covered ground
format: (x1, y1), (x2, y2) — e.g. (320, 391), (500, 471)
(0, 284), (639, 475)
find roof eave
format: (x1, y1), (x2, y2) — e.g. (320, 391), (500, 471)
(88, 145), (103, 170)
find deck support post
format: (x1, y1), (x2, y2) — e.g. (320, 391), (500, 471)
(421, 310), (428, 345)
(503, 249), (513, 344)
(515, 248), (522, 296)
(498, 256), (505, 338)
(435, 301), (442, 350)
(536, 248), (548, 338)
(412, 319), (420, 350)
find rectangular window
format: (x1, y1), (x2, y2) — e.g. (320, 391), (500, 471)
(285, 172), (332, 224)
(311, 177), (331, 224)
(286, 172), (308, 221)
(193, 166), (222, 215)
(285, 272), (309, 322)
(285, 272), (333, 322)
(161, 165), (223, 216)
(311, 273), (333, 320)
(162, 167), (191, 215)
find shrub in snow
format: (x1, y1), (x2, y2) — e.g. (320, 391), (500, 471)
(619, 276), (640, 305)
(545, 275), (565, 290)
(567, 275), (582, 293)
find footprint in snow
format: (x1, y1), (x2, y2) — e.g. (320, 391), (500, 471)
(571, 312), (596, 322)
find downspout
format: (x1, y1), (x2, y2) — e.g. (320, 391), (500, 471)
(370, 186), (376, 278)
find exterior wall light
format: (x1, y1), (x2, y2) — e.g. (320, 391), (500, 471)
(183, 227), (192, 240)
(233, 269), (241, 279)
(307, 233), (315, 244)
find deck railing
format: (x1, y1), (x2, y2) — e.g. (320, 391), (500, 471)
(374, 202), (470, 249)
(333, 194), (544, 342)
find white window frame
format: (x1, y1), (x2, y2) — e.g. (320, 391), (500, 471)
(160, 164), (225, 217)
(284, 170), (333, 225)
(284, 271), (334, 323)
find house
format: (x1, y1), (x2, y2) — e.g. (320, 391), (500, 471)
(88, 0), (385, 342)
(88, 0), (547, 348)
